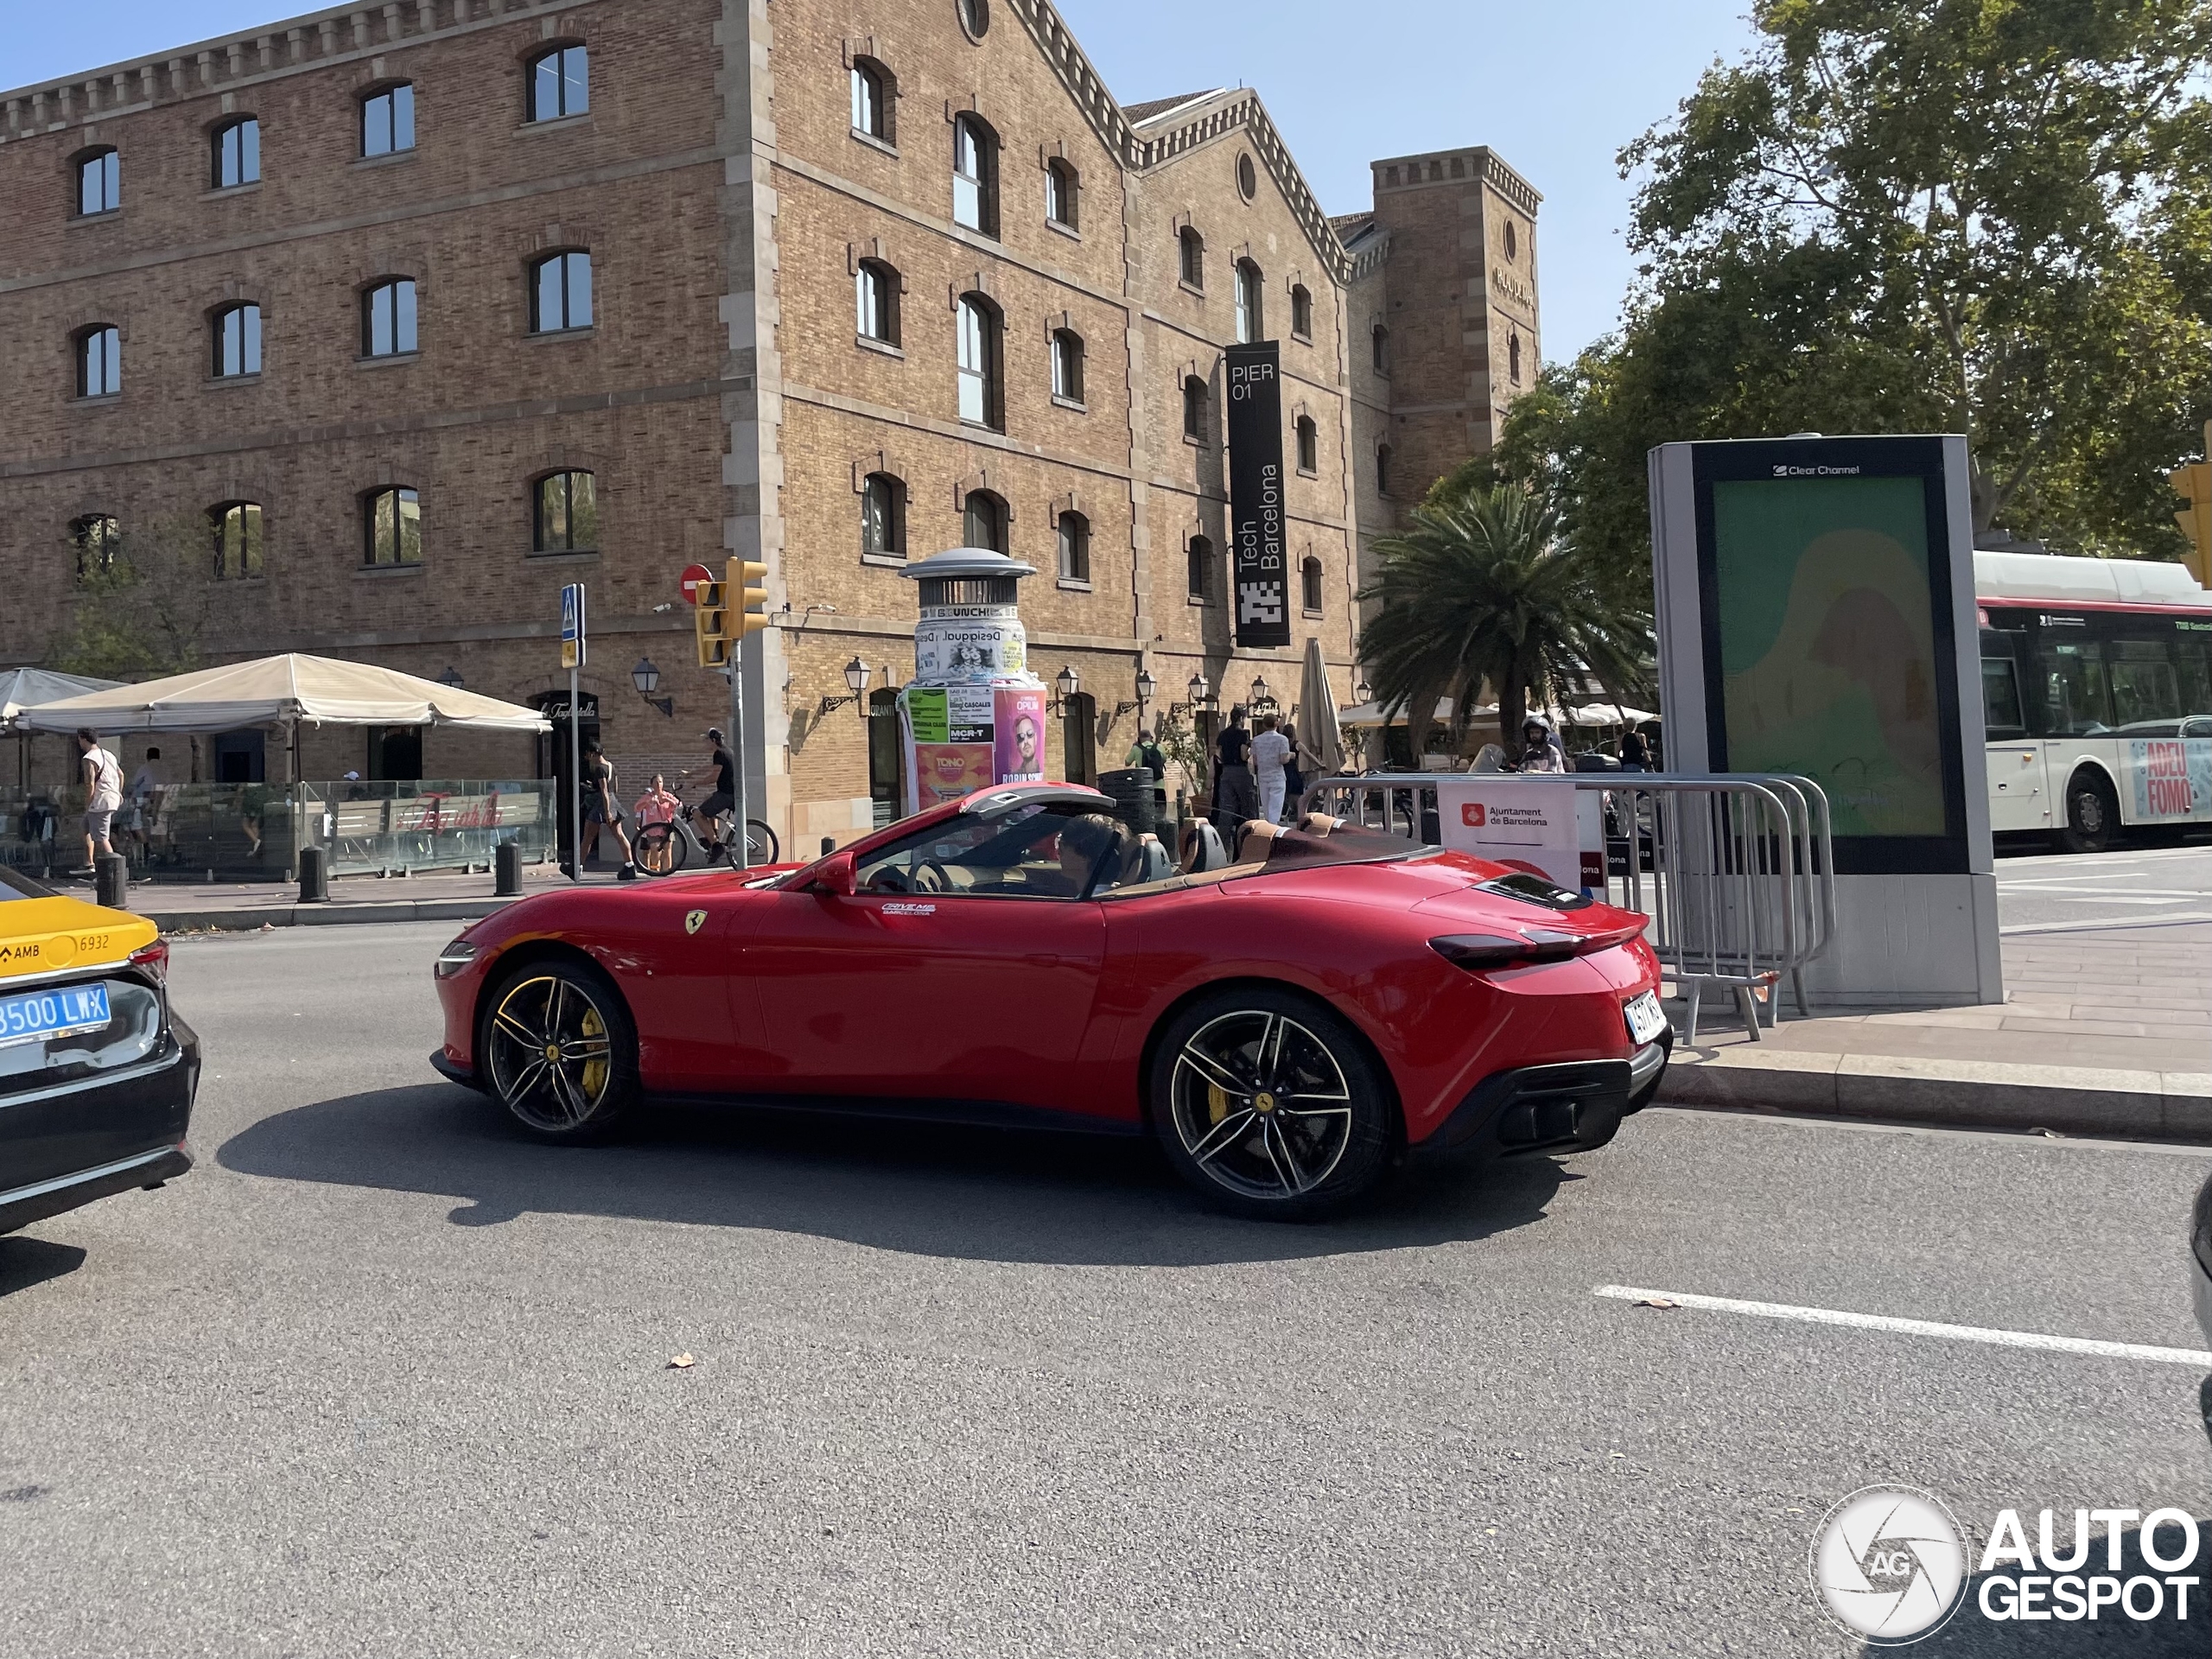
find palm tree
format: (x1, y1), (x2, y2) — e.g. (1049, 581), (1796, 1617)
(1357, 482), (1649, 762)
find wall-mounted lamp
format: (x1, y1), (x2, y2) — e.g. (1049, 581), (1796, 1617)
(435, 665), (465, 690)
(632, 657), (674, 719)
(814, 656), (874, 720)
(1052, 663), (1081, 714)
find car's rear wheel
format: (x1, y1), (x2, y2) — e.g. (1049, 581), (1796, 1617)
(480, 958), (639, 1141)
(1148, 988), (1395, 1221)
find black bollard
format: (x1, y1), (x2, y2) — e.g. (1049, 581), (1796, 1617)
(821, 836), (836, 855)
(494, 839), (523, 897)
(94, 852), (129, 909)
(298, 844), (329, 903)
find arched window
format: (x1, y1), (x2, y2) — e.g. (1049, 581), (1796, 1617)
(534, 470), (598, 554)
(211, 118), (260, 188)
(1182, 374), (1209, 442)
(957, 293), (1002, 429)
(1295, 415), (1318, 474)
(528, 44), (588, 122)
(952, 114), (999, 235)
(1057, 510), (1090, 583)
(362, 83), (416, 156)
(1509, 330), (1523, 385)
(1045, 158), (1078, 230)
(963, 489), (1007, 554)
(1234, 259), (1262, 344)
(1371, 323), (1389, 375)
(1376, 444), (1392, 496)
(70, 514), (120, 582)
(1051, 327), (1084, 403)
(210, 501), (264, 581)
(363, 486), (422, 567)
(1185, 533), (1212, 600)
(1301, 555), (1323, 615)
(861, 472), (906, 558)
(362, 278), (418, 357)
(1178, 225), (1204, 289)
(74, 325), (121, 397)
(1290, 284), (1313, 340)
(74, 147), (119, 216)
(855, 259), (899, 345)
(850, 58), (892, 141)
(213, 303), (263, 378)
(531, 251), (593, 333)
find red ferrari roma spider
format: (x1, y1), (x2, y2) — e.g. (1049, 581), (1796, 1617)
(430, 784), (1669, 1219)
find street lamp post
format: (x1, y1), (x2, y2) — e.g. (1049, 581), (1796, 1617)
(814, 656), (875, 720)
(631, 657), (673, 719)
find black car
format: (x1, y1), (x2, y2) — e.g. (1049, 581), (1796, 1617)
(0, 865), (197, 1237)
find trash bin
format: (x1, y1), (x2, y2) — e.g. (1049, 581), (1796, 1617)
(1096, 766), (1157, 838)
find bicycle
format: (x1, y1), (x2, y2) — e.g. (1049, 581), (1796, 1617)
(633, 799), (779, 875)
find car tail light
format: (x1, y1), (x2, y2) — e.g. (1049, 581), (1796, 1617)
(128, 938), (169, 983)
(1430, 918), (1647, 973)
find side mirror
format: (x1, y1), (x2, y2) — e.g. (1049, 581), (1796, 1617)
(811, 849), (857, 896)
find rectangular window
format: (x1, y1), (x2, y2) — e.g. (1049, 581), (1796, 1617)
(78, 150), (119, 216)
(215, 305), (263, 378)
(213, 120), (260, 188)
(2039, 641), (2112, 736)
(2107, 639), (2182, 727)
(851, 66), (877, 136)
(213, 504), (264, 581)
(77, 327), (121, 397)
(365, 280), (418, 357)
(363, 85), (416, 156)
(532, 252), (593, 333)
(530, 46), (588, 122)
(535, 472), (599, 554)
(1980, 657), (2024, 738)
(365, 486), (423, 567)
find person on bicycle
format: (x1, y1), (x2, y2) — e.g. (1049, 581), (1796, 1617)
(677, 728), (738, 854)
(632, 773), (682, 874)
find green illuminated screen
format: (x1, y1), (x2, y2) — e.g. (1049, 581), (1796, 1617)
(1712, 475), (1945, 837)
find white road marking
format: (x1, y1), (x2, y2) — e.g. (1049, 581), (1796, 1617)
(2003, 910), (2212, 934)
(1592, 1284), (2212, 1367)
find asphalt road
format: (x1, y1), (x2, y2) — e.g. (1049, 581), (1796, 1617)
(1995, 843), (2212, 934)
(3, 921), (2208, 1657)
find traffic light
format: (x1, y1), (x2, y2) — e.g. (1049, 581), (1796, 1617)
(731, 558), (772, 638)
(694, 573), (730, 668)
(2175, 426), (2212, 588)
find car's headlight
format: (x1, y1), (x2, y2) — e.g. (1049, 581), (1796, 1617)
(434, 938), (480, 979)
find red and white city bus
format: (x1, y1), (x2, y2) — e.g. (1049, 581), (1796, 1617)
(1977, 549), (2212, 850)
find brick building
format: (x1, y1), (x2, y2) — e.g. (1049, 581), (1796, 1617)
(0, 0), (1540, 848)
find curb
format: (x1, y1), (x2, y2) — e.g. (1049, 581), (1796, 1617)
(1657, 1048), (2212, 1141)
(144, 895), (523, 932)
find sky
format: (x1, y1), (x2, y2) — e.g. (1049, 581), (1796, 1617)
(4, 1), (1763, 362)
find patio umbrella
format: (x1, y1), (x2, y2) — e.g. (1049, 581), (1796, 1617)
(12, 652), (550, 734)
(1297, 637), (1344, 778)
(2, 666), (122, 787)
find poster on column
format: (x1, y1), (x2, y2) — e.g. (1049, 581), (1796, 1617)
(902, 686), (991, 811)
(1435, 779), (1604, 894)
(994, 685), (1048, 782)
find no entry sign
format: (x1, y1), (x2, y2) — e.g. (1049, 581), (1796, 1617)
(680, 563), (715, 605)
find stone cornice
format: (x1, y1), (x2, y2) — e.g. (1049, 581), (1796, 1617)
(1131, 91), (1351, 284)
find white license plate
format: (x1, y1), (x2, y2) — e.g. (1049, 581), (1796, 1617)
(1623, 990), (1668, 1046)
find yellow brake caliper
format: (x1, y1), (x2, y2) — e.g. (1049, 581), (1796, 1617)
(580, 1006), (608, 1101)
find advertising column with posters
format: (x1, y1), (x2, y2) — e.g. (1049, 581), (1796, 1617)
(1649, 435), (2001, 1006)
(897, 549), (1049, 814)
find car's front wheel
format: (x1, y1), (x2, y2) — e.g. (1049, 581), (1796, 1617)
(1148, 988), (1395, 1220)
(480, 957), (640, 1141)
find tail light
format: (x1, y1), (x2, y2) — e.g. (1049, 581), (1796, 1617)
(1430, 918), (1647, 973)
(128, 938), (169, 983)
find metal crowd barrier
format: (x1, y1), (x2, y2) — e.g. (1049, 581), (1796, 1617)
(1300, 772), (1835, 1043)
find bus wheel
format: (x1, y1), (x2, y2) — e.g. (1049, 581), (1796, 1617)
(2058, 771), (2119, 855)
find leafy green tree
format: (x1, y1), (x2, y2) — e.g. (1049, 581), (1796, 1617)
(48, 512), (219, 681)
(1357, 483), (1651, 761)
(1532, 0), (2212, 585)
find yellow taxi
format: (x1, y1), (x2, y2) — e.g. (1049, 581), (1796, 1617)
(0, 865), (196, 1236)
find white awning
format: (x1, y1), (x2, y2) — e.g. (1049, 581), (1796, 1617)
(10, 653), (550, 734)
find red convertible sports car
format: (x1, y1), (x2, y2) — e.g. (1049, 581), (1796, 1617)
(430, 784), (1669, 1219)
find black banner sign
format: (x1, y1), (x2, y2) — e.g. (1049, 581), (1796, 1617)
(1225, 341), (1289, 648)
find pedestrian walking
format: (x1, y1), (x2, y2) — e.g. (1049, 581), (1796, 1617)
(1280, 720), (1306, 812)
(74, 728), (122, 876)
(1211, 705), (1258, 829)
(1252, 714), (1293, 825)
(1126, 728), (1167, 813)
(577, 739), (639, 880)
(1618, 730), (1650, 772)
(633, 772), (682, 873)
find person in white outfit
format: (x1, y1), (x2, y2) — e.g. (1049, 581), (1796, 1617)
(1251, 714), (1293, 824)
(75, 728), (123, 874)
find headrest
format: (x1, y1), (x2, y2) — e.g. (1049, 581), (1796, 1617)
(1181, 820), (1229, 872)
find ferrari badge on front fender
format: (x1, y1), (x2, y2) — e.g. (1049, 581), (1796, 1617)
(684, 910), (708, 935)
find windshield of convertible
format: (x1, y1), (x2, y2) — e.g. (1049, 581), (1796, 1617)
(847, 803), (1431, 900)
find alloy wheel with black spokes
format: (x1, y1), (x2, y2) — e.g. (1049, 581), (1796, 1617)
(481, 959), (639, 1140)
(1149, 988), (1395, 1220)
